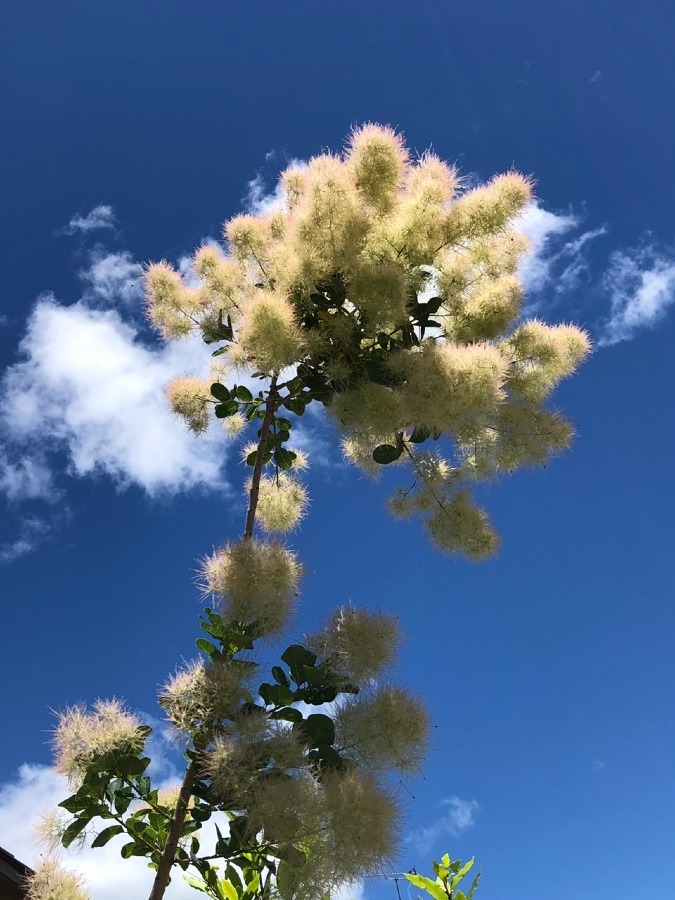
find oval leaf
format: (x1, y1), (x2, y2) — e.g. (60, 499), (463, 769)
(372, 444), (401, 465)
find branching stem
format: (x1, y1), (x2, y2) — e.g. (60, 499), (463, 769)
(148, 759), (198, 900)
(147, 373), (280, 900)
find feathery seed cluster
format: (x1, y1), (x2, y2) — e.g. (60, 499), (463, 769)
(146, 123), (589, 556)
(52, 699), (145, 786)
(201, 539), (301, 636)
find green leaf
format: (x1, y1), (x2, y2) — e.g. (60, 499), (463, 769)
(61, 817), (89, 849)
(210, 383), (231, 402)
(182, 874), (210, 894)
(284, 397), (306, 415)
(270, 706), (303, 723)
(294, 713), (335, 747)
(196, 637), (218, 657)
(281, 645), (317, 684)
(372, 444), (402, 465)
(120, 840), (146, 859)
(219, 880), (239, 900)
(404, 873), (447, 900)
(274, 447), (297, 470)
(276, 417), (292, 431)
(259, 682), (294, 707)
(190, 806), (212, 822)
(91, 824), (124, 848)
(271, 665), (290, 687)
(235, 385), (253, 401)
(451, 859), (475, 889)
(214, 400), (239, 418)
(409, 426), (430, 443)
(467, 873), (482, 899)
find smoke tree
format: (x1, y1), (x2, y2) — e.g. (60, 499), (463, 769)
(29, 125), (589, 900)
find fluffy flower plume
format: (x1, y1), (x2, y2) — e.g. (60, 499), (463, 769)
(254, 473), (308, 533)
(346, 123), (409, 212)
(159, 658), (252, 732)
(238, 290), (304, 373)
(166, 376), (212, 434)
(397, 342), (508, 439)
(321, 770), (402, 878)
(26, 859), (89, 900)
(336, 685), (429, 774)
(427, 489), (499, 558)
(201, 539), (301, 635)
(143, 124), (589, 557)
(52, 699), (146, 786)
(307, 605), (401, 682)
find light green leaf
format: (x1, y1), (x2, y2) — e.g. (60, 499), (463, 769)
(404, 873), (447, 900)
(182, 873), (210, 894)
(218, 879), (239, 900)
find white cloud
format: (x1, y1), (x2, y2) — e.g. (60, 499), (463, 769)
(79, 249), (143, 307)
(64, 206), (116, 235)
(243, 158), (306, 216)
(0, 296), (230, 497)
(333, 881), (365, 900)
(0, 515), (54, 565)
(406, 796), (479, 855)
(0, 765), (197, 899)
(517, 203), (606, 299)
(0, 452), (54, 503)
(598, 245), (675, 345)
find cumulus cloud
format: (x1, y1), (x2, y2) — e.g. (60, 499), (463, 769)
(0, 765), (196, 899)
(64, 205), (116, 235)
(597, 245), (675, 345)
(79, 249), (143, 307)
(406, 796), (479, 855)
(0, 296), (229, 498)
(517, 202), (606, 299)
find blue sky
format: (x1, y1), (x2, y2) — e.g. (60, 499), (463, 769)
(1, 1), (674, 898)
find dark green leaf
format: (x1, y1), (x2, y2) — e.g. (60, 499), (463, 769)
(259, 682), (294, 707)
(62, 817), (89, 848)
(190, 806), (212, 822)
(293, 713), (335, 747)
(271, 665), (290, 687)
(281, 645), (317, 684)
(409, 426), (430, 443)
(91, 825), (124, 848)
(274, 448), (297, 470)
(214, 400), (239, 418)
(210, 383), (231, 402)
(276, 417), (292, 431)
(372, 444), (402, 465)
(120, 841), (146, 859)
(235, 385), (253, 401)
(284, 397), (306, 415)
(270, 707), (303, 723)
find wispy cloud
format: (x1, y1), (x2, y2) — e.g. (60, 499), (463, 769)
(597, 245), (675, 345)
(406, 796), (480, 855)
(517, 202), (607, 301)
(0, 515), (56, 565)
(79, 249), (143, 307)
(243, 157), (306, 216)
(590, 69), (602, 84)
(63, 205), (116, 235)
(0, 452), (55, 503)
